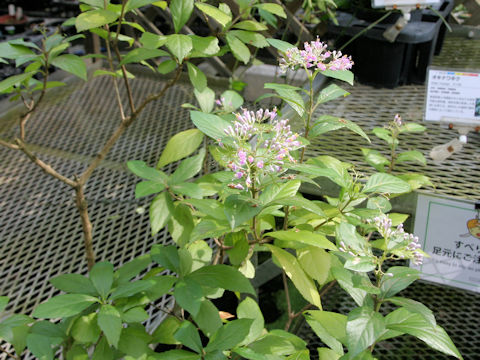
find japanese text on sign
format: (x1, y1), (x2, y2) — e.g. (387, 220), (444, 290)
(411, 194), (480, 293)
(372, 0), (440, 8)
(425, 68), (480, 125)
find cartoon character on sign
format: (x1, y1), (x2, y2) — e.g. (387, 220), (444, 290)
(466, 218), (480, 239)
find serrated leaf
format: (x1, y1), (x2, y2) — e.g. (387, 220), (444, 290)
(396, 150), (426, 165)
(380, 267), (420, 299)
(363, 173), (411, 194)
(317, 83), (349, 105)
(310, 115), (370, 142)
(361, 148), (389, 172)
(346, 306), (385, 357)
(387, 297), (436, 327)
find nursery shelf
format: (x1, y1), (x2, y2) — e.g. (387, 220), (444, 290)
(0, 32), (479, 359)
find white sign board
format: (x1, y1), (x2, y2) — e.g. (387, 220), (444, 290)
(372, 0), (439, 8)
(424, 68), (480, 125)
(411, 194), (480, 293)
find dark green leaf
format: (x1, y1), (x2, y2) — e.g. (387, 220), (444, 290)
(206, 319), (254, 352)
(305, 310), (346, 355)
(110, 279), (155, 300)
(97, 305), (122, 348)
(224, 194), (261, 230)
(174, 320), (203, 353)
(152, 316), (181, 344)
(152, 349), (201, 360)
(174, 279), (203, 316)
(127, 160), (168, 181)
(380, 267), (420, 299)
(92, 336), (114, 360)
(122, 307), (149, 323)
(387, 297), (436, 327)
(90, 261), (114, 298)
(187, 265), (255, 295)
(192, 300), (222, 337)
(151, 244), (180, 272)
(49, 274), (97, 295)
(26, 333), (54, 360)
(170, 148), (205, 184)
(33, 294), (98, 319)
(226, 33), (250, 64)
(115, 254), (152, 284)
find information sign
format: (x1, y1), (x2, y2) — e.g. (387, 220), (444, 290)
(424, 68), (480, 125)
(372, 0), (439, 8)
(411, 194), (480, 293)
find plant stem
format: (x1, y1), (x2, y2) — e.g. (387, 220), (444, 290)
(0, 347), (19, 360)
(283, 271), (294, 331)
(75, 184), (95, 270)
(300, 74), (314, 163)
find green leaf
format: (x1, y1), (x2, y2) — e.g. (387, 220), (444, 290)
(361, 148), (389, 172)
(310, 115), (370, 142)
(150, 192), (174, 235)
(396, 150), (426, 165)
(346, 306), (385, 357)
(33, 294), (98, 318)
(153, 349), (201, 360)
(122, 307), (149, 323)
(387, 297), (436, 327)
(190, 111), (232, 140)
(225, 231), (249, 266)
(266, 38), (294, 53)
(194, 86), (215, 113)
(224, 194), (261, 230)
(98, 305), (122, 348)
(90, 261), (114, 298)
(233, 20), (268, 31)
(71, 313), (101, 344)
(174, 321), (203, 353)
(259, 180), (301, 205)
(0, 72), (36, 93)
(186, 240), (213, 271)
(363, 173), (411, 194)
(331, 264), (367, 307)
(116, 254), (152, 284)
(372, 127), (395, 145)
(190, 36), (220, 57)
(400, 122), (426, 133)
(186, 62), (207, 91)
(386, 309), (462, 359)
(317, 348), (341, 360)
(397, 173), (433, 191)
(26, 333), (54, 360)
(140, 32), (168, 49)
(168, 203), (195, 246)
(157, 59), (177, 74)
(320, 70), (354, 86)
(248, 333), (296, 356)
(336, 222), (366, 253)
(380, 267), (420, 299)
(75, 10), (119, 32)
(174, 279), (203, 316)
(305, 310), (346, 355)
(228, 30), (269, 48)
(152, 316), (181, 344)
(195, 3), (232, 27)
(0, 43), (34, 59)
(166, 34), (192, 63)
(92, 337), (114, 360)
(220, 90), (244, 112)
(48, 274), (97, 295)
(186, 265), (255, 295)
(170, 0), (194, 33)
(0, 296), (8, 312)
(110, 279), (155, 300)
(237, 297), (264, 345)
(80, 0), (103, 7)
(120, 48), (168, 65)
(157, 129), (204, 168)
(192, 300), (222, 337)
(344, 256), (376, 273)
(268, 230), (337, 251)
(118, 325), (152, 358)
(128, 160), (168, 181)
(270, 196), (325, 217)
(226, 33), (250, 64)
(125, 0), (163, 11)
(317, 83), (349, 105)
(206, 319), (254, 352)
(298, 247), (331, 284)
(151, 244), (180, 272)
(254, 3), (286, 18)
(267, 245), (322, 309)
(66, 345), (89, 360)
(264, 84), (304, 117)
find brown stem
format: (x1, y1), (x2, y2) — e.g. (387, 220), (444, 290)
(14, 139), (76, 187)
(113, 46), (136, 114)
(283, 271), (294, 331)
(0, 139), (19, 150)
(104, 25), (126, 120)
(0, 346), (20, 360)
(75, 184), (95, 270)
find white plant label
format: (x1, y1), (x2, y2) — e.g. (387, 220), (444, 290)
(425, 68), (480, 125)
(372, 0), (440, 8)
(411, 194), (480, 293)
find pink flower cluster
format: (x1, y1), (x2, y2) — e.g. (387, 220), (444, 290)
(221, 108), (301, 190)
(372, 216), (424, 265)
(279, 37), (354, 72)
